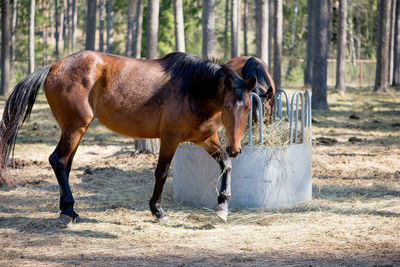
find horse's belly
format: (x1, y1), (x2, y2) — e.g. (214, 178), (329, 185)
(96, 105), (161, 139)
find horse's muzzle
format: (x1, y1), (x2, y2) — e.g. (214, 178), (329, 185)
(226, 146), (242, 158)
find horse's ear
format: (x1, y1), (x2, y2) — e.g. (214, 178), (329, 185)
(246, 76), (257, 92)
(224, 75), (234, 90)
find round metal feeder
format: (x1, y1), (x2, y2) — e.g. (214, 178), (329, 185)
(172, 90), (312, 209)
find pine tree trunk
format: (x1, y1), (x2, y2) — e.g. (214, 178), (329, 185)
(141, 0), (160, 154)
(374, 0), (391, 92)
(85, 0), (97, 51)
(304, 0), (314, 86)
(106, 0), (114, 53)
(71, 0), (77, 51)
(231, 0), (239, 57)
(99, 0), (105, 52)
(146, 0), (159, 59)
(133, 0), (144, 58)
(389, 0), (396, 83)
(255, 0), (268, 63)
(273, 0), (282, 90)
(67, 0), (73, 52)
(1, 0), (10, 96)
(29, 0), (35, 73)
(202, 0), (215, 57)
(10, 0), (17, 74)
(327, 0), (333, 56)
(173, 0), (185, 52)
(54, 0), (60, 58)
(393, 0), (400, 85)
(49, 0), (54, 40)
(243, 0), (248, 55)
(224, 0), (229, 60)
(43, 0), (48, 65)
(268, 0), (274, 67)
(347, 0), (356, 64)
(126, 0), (136, 56)
(63, 0), (68, 52)
(311, 0), (329, 110)
(336, 0), (347, 93)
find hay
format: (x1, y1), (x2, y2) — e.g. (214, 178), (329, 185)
(217, 117), (311, 147)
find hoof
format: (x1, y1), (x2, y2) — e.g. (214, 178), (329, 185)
(157, 215), (170, 224)
(58, 214), (81, 227)
(215, 206), (228, 223)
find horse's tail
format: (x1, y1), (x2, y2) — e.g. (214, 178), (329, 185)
(0, 65), (51, 187)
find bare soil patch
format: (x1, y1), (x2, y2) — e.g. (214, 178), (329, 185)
(1, 87), (400, 266)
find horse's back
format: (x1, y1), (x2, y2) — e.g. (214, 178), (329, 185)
(44, 51), (169, 138)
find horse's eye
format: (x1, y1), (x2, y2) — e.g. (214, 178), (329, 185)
(224, 105), (229, 110)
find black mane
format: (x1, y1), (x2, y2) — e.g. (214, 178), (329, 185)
(241, 57), (272, 91)
(158, 52), (222, 101)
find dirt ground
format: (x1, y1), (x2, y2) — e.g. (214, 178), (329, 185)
(0, 87), (400, 266)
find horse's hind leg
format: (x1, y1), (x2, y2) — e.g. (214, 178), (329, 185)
(197, 133), (232, 222)
(49, 126), (90, 226)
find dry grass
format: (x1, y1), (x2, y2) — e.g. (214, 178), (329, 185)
(1, 87), (400, 266)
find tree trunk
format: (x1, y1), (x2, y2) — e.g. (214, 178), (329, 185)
(10, 0), (17, 73)
(106, 0), (113, 53)
(126, 0), (136, 56)
(63, 0), (68, 52)
(336, 0), (347, 93)
(142, 0), (160, 154)
(224, 0), (230, 59)
(43, 0), (49, 65)
(67, 0), (73, 52)
(347, 0), (356, 64)
(202, 0), (215, 58)
(273, 0), (282, 90)
(231, 0), (240, 57)
(71, 0), (77, 51)
(173, 0), (185, 52)
(243, 0), (248, 55)
(389, 0), (396, 83)
(29, 0), (35, 73)
(304, 0), (314, 86)
(49, 0), (54, 41)
(133, 0), (144, 58)
(146, 0), (159, 59)
(255, 0), (268, 63)
(393, 0), (400, 85)
(311, 0), (329, 110)
(99, 0), (105, 52)
(54, 0), (60, 58)
(268, 0), (274, 67)
(327, 0), (333, 56)
(85, 0), (97, 51)
(1, 0), (10, 96)
(374, 0), (391, 92)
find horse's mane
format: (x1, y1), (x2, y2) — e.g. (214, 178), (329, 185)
(241, 57), (272, 90)
(158, 52), (222, 101)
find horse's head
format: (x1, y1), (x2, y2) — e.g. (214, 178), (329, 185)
(251, 84), (274, 124)
(220, 66), (257, 158)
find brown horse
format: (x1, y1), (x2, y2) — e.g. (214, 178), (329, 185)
(226, 56), (276, 124)
(0, 51), (256, 225)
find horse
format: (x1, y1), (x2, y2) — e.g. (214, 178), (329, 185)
(226, 56), (276, 124)
(0, 51), (256, 225)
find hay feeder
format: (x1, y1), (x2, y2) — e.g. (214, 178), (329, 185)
(172, 89), (312, 209)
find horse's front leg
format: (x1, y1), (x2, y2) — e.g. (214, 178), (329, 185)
(197, 132), (232, 222)
(149, 135), (180, 221)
